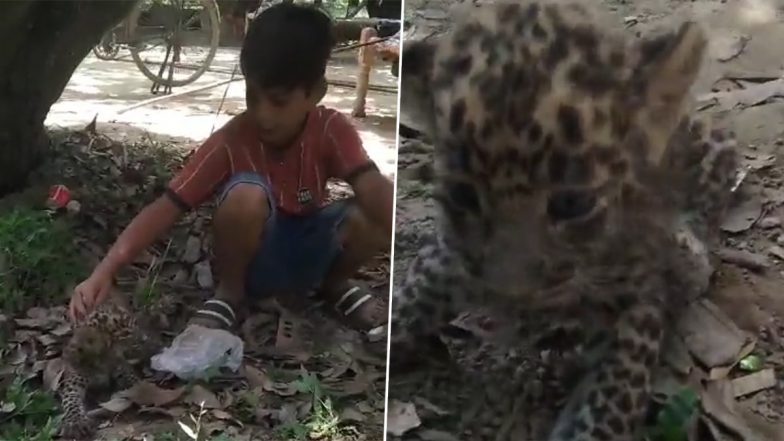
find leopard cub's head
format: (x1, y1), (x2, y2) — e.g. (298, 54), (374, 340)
(400, 1), (707, 292)
(63, 325), (113, 371)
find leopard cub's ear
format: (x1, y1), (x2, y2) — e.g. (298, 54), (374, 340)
(399, 38), (438, 136)
(631, 22), (708, 163)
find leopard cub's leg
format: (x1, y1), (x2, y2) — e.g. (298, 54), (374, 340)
(58, 366), (95, 439)
(665, 116), (740, 232)
(390, 236), (469, 363)
(113, 361), (141, 390)
(547, 302), (665, 441)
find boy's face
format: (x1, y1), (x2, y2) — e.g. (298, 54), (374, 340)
(246, 79), (323, 148)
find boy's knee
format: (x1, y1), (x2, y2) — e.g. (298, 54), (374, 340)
(217, 182), (270, 220)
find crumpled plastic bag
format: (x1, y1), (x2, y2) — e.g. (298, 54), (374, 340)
(151, 324), (244, 380)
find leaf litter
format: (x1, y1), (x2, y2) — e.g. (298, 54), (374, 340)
(0, 124), (388, 440)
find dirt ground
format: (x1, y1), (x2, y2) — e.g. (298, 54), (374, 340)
(0, 43), (397, 441)
(391, 1), (784, 440)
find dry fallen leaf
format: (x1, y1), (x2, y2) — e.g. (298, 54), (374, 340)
(25, 307), (49, 320)
(42, 358), (66, 392)
(99, 395), (133, 413)
(194, 260), (214, 289)
(276, 402), (300, 425)
(340, 407), (366, 422)
(269, 381), (299, 397)
(709, 340), (756, 381)
(212, 409), (235, 420)
(413, 397), (450, 417)
(243, 364), (273, 391)
(6, 347), (28, 365)
(720, 197), (763, 234)
(29, 361), (46, 377)
(182, 236), (202, 263)
(36, 334), (57, 347)
(14, 317), (53, 330)
(184, 384), (222, 409)
(701, 380), (770, 441)
(124, 381), (185, 407)
(731, 368), (776, 397)
(677, 299), (750, 368)
(49, 323), (71, 337)
(387, 400), (421, 437)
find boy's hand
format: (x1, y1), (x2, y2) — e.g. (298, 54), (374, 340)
(69, 270), (113, 322)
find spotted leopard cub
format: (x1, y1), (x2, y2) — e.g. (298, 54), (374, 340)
(59, 293), (155, 439)
(391, 1), (737, 440)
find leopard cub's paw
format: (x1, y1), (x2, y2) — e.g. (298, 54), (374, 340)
(59, 413), (95, 439)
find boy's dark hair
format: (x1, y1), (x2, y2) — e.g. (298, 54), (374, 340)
(240, 3), (334, 92)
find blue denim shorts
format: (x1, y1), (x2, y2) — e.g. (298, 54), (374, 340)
(217, 172), (350, 297)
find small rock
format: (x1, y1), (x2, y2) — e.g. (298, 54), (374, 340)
(721, 198), (762, 233)
(759, 216), (781, 229)
(194, 261), (214, 289)
(768, 245), (784, 260)
(182, 236), (202, 264)
(66, 200), (81, 214)
(387, 400), (422, 437)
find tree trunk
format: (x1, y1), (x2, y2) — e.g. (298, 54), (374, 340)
(0, 0), (138, 197)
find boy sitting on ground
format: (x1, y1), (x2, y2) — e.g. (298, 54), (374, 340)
(69, 3), (393, 335)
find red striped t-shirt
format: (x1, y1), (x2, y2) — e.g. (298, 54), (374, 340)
(166, 106), (375, 216)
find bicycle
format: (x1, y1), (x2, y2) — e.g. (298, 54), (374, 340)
(92, 0), (221, 95)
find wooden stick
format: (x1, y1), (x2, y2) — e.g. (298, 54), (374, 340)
(114, 77), (244, 115)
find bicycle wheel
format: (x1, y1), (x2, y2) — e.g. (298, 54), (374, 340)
(92, 29), (121, 60)
(128, 0), (221, 87)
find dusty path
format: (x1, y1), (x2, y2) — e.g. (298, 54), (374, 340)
(45, 48), (399, 177)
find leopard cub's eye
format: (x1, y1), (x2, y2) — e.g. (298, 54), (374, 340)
(547, 189), (596, 221)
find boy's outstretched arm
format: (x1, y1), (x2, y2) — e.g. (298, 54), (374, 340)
(69, 128), (230, 322)
(69, 196), (184, 321)
(351, 168), (394, 238)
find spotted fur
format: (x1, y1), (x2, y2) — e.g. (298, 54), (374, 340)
(58, 294), (155, 439)
(391, 2), (738, 440)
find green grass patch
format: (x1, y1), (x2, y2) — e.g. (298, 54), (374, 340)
(647, 387), (701, 441)
(277, 371), (345, 440)
(0, 207), (85, 314)
(0, 376), (60, 441)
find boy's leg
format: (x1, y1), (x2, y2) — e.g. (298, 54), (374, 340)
(240, 198), (389, 332)
(317, 203), (391, 331)
(190, 173), (273, 329)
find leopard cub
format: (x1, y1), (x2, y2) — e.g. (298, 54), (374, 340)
(391, 1), (738, 440)
(58, 293), (156, 439)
